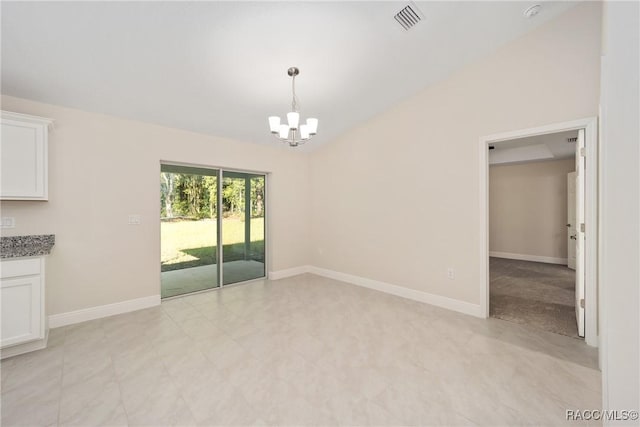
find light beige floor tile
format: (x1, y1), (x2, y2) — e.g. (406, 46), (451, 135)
(177, 315), (226, 341)
(180, 369), (253, 424)
(58, 369), (125, 426)
(1, 373), (61, 427)
(121, 372), (197, 426)
(112, 345), (166, 384)
(0, 273), (600, 427)
(62, 351), (113, 388)
(196, 333), (251, 372)
(2, 345), (64, 393)
(47, 327), (67, 348)
(162, 346), (221, 392)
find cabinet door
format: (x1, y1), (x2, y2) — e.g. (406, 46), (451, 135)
(1, 275), (43, 347)
(0, 114), (49, 200)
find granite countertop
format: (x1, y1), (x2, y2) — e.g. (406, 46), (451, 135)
(0, 235), (55, 259)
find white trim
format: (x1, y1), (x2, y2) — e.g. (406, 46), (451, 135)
(50, 265), (485, 329)
(583, 119), (599, 347)
(1, 110), (54, 127)
(269, 265), (312, 280)
(48, 295), (160, 328)
(479, 117), (599, 347)
(489, 251), (568, 265)
(308, 266), (483, 318)
(1, 330), (48, 360)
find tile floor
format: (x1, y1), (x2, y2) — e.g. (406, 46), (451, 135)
(1, 273), (601, 426)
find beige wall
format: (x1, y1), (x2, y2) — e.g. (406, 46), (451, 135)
(309, 2), (601, 305)
(0, 96), (311, 316)
(489, 159), (575, 261)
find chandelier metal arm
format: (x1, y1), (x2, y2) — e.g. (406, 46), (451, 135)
(270, 130), (313, 147)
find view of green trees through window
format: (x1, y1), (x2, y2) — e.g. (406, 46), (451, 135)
(160, 173), (264, 221)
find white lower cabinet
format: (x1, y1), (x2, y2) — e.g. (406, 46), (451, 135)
(0, 257), (47, 358)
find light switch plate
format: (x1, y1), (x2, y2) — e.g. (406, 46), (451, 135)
(128, 215), (141, 225)
(447, 268), (455, 280)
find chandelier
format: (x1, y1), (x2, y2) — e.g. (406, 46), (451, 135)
(268, 67), (318, 147)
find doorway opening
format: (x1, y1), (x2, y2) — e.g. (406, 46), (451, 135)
(160, 164), (266, 298)
(488, 131), (578, 337)
(479, 118), (598, 346)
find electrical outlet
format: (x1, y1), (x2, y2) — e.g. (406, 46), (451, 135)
(1, 217), (15, 228)
(128, 215), (141, 225)
(447, 268), (455, 280)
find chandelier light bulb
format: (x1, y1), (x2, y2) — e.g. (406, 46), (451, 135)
(268, 116), (280, 134)
(287, 112), (300, 130)
(307, 118), (318, 135)
(279, 124), (289, 139)
(300, 124), (310, 140)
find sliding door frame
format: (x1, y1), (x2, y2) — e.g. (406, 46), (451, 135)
(159, 161), (269, 297)
(217, 169), (224, 287)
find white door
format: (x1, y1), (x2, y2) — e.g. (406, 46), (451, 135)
(575, 129), (586, 338)
(567, 172), (577, 270)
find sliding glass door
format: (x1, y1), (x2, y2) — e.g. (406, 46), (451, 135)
(160, 164), (266, 298)
(222, 172), (266, 285)
(160, 165), (219, 298)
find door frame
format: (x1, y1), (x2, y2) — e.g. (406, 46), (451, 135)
(478, 117), (598, 347)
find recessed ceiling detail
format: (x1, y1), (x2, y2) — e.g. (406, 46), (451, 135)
(489, 130), (579, 165)
(394, 4), (422, 31)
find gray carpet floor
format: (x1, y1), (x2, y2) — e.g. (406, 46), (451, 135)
(490, 257), (579, 338)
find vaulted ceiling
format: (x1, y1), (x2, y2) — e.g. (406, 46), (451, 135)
(1, 1), (577, 148)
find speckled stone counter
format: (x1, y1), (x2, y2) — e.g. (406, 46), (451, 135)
(0, 235), (55, 258)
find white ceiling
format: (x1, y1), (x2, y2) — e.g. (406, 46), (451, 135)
(1, 1), (578, 149)
(489, 130), (579, 165)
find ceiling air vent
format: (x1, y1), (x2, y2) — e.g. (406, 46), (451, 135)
(394, 4), (422, 31)
(567, 137), (578, 143)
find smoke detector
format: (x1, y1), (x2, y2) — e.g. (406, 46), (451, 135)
(523, 4), (542, 19)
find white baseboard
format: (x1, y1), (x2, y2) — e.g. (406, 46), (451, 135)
(49, 294), (161, 328)
(308, 266), (483, 318)
(489, 251), (568, 265)
(1, 331), (48, 360)
(269, 265), (312, 280)
(49, 265), (484, 328)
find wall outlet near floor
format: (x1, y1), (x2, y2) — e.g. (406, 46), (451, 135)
(447, 268), (455, 280)
(128, 215), (141, 225)
(1, 217), (15, 228)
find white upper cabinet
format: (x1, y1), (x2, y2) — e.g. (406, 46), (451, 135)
(0, 111), (53, 200)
